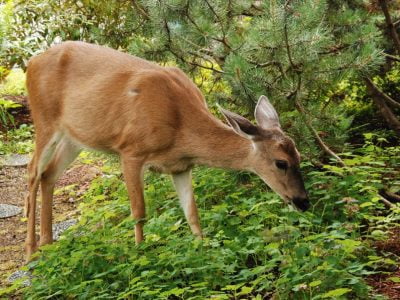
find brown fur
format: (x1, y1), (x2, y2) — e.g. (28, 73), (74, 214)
(25, 41), (307, 260)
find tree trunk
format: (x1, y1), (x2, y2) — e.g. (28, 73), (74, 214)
(379, 0), (400, 55)
(365, 78), (400, 136)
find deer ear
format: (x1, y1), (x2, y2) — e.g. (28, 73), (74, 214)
(255, 95), (281, 129)
(218, 105), (259, 139)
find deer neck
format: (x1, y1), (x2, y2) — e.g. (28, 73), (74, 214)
(190, 118), (254, 171)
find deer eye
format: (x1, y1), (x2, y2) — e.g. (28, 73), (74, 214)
(275, 160), (288, 170)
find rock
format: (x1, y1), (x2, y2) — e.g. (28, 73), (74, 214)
(0, 204), (22, 218)
(7, 270), (31, 287)
(52, 219), (77, 241)
(1, 154), (31, 167)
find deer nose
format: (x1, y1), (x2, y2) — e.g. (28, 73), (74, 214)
(292, 197), (310, 212)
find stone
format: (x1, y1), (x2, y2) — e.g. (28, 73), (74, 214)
(1, 154), (31, 167)
(0, 204), (22, 218)
(7, 270), (31, 287)
(52, 219), (78, 241)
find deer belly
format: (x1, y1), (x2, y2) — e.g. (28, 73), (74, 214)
(146, 157), (194, 174)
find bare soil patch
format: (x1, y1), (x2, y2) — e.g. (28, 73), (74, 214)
(367, 227), (400, 299)
(367, 269), (400, 299)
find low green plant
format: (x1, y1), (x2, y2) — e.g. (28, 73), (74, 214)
(0, 97), (21, 127)
(0, 66), (10, 81)
(14, 136), (398, 299)
(0, 68), (26, 128)
(0, 123), (34, 154)
(0, 68), (26, 95)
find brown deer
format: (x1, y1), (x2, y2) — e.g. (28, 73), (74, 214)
(25, 41), (309, 259)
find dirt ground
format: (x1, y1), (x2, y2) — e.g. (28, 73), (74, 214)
(367, 269), (400, 299)
(367, 227), (400, 298)
(0, 161), (101, 288)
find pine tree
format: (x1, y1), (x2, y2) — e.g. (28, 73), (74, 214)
(2, 0), (399, 161)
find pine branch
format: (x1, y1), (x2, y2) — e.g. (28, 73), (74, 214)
(183, 2), (231, 61)
(163, 19), (224, 74)
(184, 4), (204, 35)
(204, 0), (223, 32)
(282, 3), (345, 167)
(190, 60), (225, 74)
(235, 68), (255, 108)
(204, 0), (231, 51)
(247, 60), (281, 68)
(293, 91), (346, 167)
(379, 196), (395, 208)
(379, 0), (400, 55)
(383, 52), (400, 62)
(246, 59), (287, 78)
(131, 0), (149, 20)
(283, 24), (296, 72)
(228, 1), (265, 17)
(187, 51), (225, 74)
(365, 77), (400, 109)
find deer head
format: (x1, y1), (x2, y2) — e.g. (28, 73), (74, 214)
(219, 95), (310, 211)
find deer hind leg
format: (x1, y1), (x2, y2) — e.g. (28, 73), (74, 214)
(25, 155), (37, 217)
(172, 169), (202, 238)
(39, 136), (81, 246)
(26, 152), (41, 259)
(121, 156), (145, 244)
(26, 131), (62, 259)
(26, 132), (80, 259)
(39, 136), (81, 247)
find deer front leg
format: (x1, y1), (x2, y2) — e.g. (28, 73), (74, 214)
(172, 169), (202, 238)
(122, 157), (145, 244)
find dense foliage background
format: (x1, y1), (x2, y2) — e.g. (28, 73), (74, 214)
(0, 0), (399, 299)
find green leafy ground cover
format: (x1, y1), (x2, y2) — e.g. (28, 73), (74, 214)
(0, 124), (33, 155)
(1, 139), (396, 299)
(0, 67), (398, 299)
(0, 69), (25, 128)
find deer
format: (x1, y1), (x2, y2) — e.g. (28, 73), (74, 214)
(25, 41), (309, 259)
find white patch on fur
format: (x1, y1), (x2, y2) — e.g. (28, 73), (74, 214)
(51, 137), (81, 180)
(251, 141), (257, 152)
(36, 131), (81, 180)
(37, 131), (63, 176)
(128, 88), (139, 97)
(172, 170), (193, 219)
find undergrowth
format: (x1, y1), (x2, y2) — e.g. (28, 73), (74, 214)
(0, 123), (33, 155)
(2, 138), (399, 299)
(0, 68), (26, 129)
